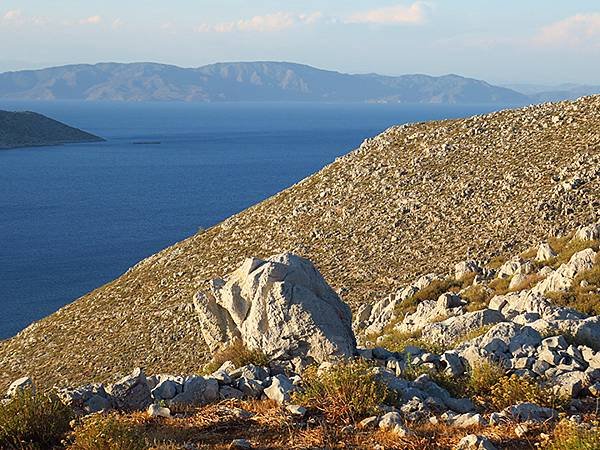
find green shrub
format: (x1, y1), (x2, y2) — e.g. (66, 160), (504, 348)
(68, 414), (147, 450)
(487, 374), (565, 410)
(549, 420), (600, 450)
(461, 285), (493, 311)
(294, 360), (392, 424)
(466, 360), (505, 398)
(0, 388), (73, 449)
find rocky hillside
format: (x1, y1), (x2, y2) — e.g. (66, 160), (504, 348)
(0, 96), (599, 392)
(0, 62), (528, 104)
(0, 110), (104, 149)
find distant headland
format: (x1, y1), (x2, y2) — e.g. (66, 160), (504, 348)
(0, 110), (104, 149)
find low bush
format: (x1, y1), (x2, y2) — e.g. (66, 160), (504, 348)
(461, 285), (493, 311)
(487, 374), (565, 410)
(293, 360), (392, 424)
(68, 414), (147, 450)
(488, 278), (510, 295)
(549, 420), (600, 450)
(0, 388), (73, 449)
(547, 239), (599, 268)
(466, 360), (505, 399)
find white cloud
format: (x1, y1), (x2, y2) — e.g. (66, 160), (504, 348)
(3, 9), (22, 21)
(533, 13), (600, 48)
(79, 15), (102, 25)
(346, 2), (428, 25)
(197, 11), (323, 33)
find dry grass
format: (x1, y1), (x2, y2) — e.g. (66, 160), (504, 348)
(488, 277), (511, 296)
(488, 374), (567, 410)
(374, 329), (447, 355)
(546, 253), (600, 316)
(202, 339), (269, 374)
(0, 388), (73, 449)
(549, 420), (600, 450)
(293, 360), (393, 425)
(396, 279), (462, 315)
(547, 239), (599, 268)
(461, 285), (493, 311)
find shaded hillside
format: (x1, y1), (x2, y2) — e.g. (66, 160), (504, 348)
(0, 61), (528, 104)
(0, 110), (103, 149)
(0, 96), (599, 391)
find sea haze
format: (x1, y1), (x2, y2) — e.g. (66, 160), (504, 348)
(0, 101), (510, 339)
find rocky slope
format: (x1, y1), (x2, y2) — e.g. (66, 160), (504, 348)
(0, 62), (528, 104)
(0, 96), (599, 392)
(0, 110), (103, 149)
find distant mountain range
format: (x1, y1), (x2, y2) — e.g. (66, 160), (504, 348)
(0, 61), (532, 104)
(502, 83), (600, 103)
(0, 110), (103, 149)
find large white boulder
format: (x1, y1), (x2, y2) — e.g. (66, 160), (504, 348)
(194, 253), (356, 364)
(532, 248), (597, 294)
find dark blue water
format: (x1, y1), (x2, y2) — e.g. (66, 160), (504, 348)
(0, 101), (510, 339)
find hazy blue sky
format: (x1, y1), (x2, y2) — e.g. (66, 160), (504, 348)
(1, 1), (599, 84)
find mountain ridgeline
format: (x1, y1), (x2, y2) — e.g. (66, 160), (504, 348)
(0, 62), (530, 104)
(0, 110), (103, 149)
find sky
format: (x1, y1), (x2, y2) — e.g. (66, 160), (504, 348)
(0, 1), (599, 85)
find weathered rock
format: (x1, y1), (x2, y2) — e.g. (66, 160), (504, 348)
(286, 404), (307, 417)
(455, 434), (497, 450)
(451, 413), (487, 428)
(195, 253), (356, 364)
(230, 438), (252, 449)
(379, 411), (412, 436)
(219, 385), (244, 400)
(359, 415), (379, 429)
(85, 394), (111, 413)
(106, 368), (152, 411)
(503, 402), (558, 422)
(169, 376), (218, 406)
(533, 249), (597, 294)
(574, 221), (600, 241)
(148, 404), (171, 418)
(553, 371), (589, 398)
(264, 374), (293, 404)
(6, 376), (33, 397)
(151, 380), (179, 401)
(421, 309), (505, 347)
(536, 243), (557, 262)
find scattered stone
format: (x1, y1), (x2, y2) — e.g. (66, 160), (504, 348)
(359, 416), (379, 429)
(230, 438), (252, 449)
(147, 404), (171, 418)
(286, 404), (307, 417)
(455, 434), (497, 450)
(6, 377), (34, 397)
(264, 374), (293, 404)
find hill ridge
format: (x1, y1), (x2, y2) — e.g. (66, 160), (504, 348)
(0, 95), (599, 391)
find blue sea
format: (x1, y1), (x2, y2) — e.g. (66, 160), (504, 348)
(0, 101), (512, 339)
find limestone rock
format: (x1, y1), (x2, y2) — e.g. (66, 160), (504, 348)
(503, 402), (558, 422)
(6, 377), (34, 397)
(455, 434), (497, 450)
(264, 374), (293, 404)
(533, 249), (597, 294)
(536, 243), (557, 262)
(195, 253), (356, 365)
(106, 368), (152, 411)
(148, 404), (171, 418)
(574, 221), (600, 241)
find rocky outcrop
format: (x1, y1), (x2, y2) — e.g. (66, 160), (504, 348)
(194, 253), (356, 366)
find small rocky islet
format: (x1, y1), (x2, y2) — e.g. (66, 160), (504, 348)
(1, 95), (600, 448)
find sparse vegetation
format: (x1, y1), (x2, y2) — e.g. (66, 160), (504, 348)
(203, 339), (269, 374)
(547, 239), (599, 269)
(487, 374), (566, 410)
(0, 388), (73, 449)
(461, 285), (493, 311)
(549, 420), (600, 450)
(374, 329), (447, 355)
(396, 279), (462, 315)
(545, 254), (600, 316)
(488, 277), (510, 295)
(294, 360), (392, 424)
(68, 414), (147, 450)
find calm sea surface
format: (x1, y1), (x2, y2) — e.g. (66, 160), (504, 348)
(0, 101), (513, 339)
